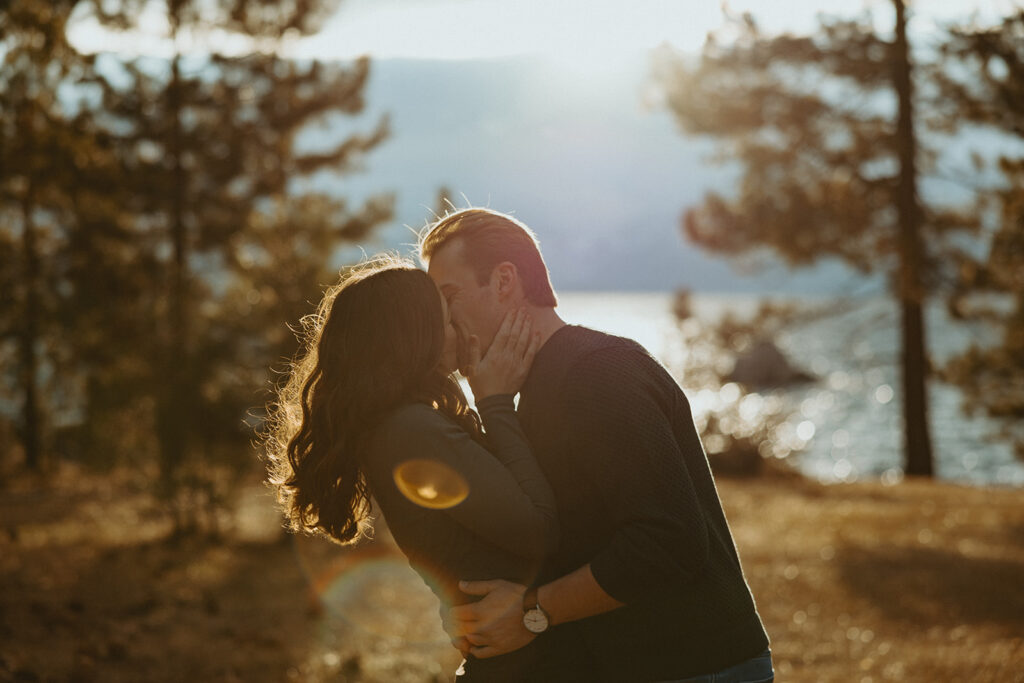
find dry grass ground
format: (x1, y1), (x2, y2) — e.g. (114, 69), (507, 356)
(722, 475), (1024, 682)
(1, 462), (1021, 682)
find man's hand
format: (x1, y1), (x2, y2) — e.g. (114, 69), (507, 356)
(446, 579), (536, 659)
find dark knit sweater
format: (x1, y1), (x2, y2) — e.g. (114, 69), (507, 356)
(517, 325), (770, 682)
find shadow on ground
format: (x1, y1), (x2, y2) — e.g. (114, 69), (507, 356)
(1, 533), (318, 682)
(836, 541), (1024, 635)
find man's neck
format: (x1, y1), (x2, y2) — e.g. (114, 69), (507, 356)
(527, 306), (567, 350)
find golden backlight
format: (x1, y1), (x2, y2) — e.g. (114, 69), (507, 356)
(392, 459), (469, 509)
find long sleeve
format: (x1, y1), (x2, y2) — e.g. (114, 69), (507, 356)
(562, 347), (710, 604)
(366, 400), (558, 559)
(513, 324), (770, 680)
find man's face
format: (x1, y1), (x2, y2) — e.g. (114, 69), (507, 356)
(427, 240), (507, 357)
(438, 288), (458, 375)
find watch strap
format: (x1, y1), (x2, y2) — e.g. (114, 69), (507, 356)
(523, 585), (540, 612)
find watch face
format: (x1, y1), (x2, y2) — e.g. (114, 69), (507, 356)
(523, 608), (549, 634)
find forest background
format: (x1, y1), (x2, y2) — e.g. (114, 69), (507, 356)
(1, 1), (1022, 681)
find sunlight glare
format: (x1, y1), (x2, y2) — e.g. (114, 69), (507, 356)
(393, 459), (469, 509)
(416, 484), (439, 500)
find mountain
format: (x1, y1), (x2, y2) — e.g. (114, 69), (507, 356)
(294, 55), (878, 294)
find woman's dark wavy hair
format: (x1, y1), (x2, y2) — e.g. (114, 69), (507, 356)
(262, 255), (482, 546)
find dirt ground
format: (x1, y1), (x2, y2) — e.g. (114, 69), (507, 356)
(1, 461), (1021, 682)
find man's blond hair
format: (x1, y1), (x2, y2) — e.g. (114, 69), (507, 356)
(419, 208), (558, 307)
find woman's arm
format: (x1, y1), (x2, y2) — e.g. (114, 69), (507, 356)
(476, 393), (559, 555)
(370, 401), (557, 559)
(372, 308), (555, 557)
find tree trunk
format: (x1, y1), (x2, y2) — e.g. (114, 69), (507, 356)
(19, 178), (42, 471)
(893, 0), (934, 476)
(156, 32), (191, 523)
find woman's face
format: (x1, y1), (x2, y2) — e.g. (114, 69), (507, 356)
(439, 289), (459, 375)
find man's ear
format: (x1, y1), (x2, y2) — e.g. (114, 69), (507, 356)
(492, 262), (518, 301)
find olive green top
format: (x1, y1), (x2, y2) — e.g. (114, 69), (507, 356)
(361, 394), (558, 607)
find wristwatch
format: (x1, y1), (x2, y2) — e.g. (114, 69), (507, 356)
(522, 585), (551, 634)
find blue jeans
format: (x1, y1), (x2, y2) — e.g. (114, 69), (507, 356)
(657, 648), (774, 683)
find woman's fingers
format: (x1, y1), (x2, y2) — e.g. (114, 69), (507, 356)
(503, 308), (527, 353)
(493, 309), (517, 351)
(511, 314), (533, 359)
(464, 306), (540, 398)
(455, 320), (481, 376)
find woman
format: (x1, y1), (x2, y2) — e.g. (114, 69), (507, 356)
(262, 256), (557, 681)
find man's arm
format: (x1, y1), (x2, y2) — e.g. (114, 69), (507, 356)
(537, 563), (624, 626)
(451, 564), (625, 658)
(565, 346), (711, 603)
(451, 346), (710, 657)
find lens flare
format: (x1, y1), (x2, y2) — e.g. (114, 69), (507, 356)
(289, 532), (452, 648)
(318, 558), (449, 645)
(392, 459), (469, 509)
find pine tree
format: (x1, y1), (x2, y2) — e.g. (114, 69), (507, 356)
(79, 0), (392, 531)
(655, 2), (977, 476)
(0, 1), (129, 472)
(938, 11), (1024, 459)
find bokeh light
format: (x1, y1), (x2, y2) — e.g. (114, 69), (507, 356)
(392, 459), (469, 509)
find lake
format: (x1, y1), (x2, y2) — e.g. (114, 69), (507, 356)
(552, 291), (1024, 487)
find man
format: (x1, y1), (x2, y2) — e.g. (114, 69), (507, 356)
(421, 208), (773, 682)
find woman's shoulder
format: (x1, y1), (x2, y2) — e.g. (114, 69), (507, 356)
(361, 403), (469, 488)
(366, 402), (456, 453)
(376, 401), (445, 432)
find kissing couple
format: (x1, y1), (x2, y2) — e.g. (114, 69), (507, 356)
(265, 208), (773, 682)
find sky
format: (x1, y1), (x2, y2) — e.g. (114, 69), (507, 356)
(69, 0), (1019, 65)
(290, 0), (1016, 62)
(63, 0), (1021, 293)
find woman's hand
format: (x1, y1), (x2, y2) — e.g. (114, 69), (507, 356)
(459, 308), (541, 400)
